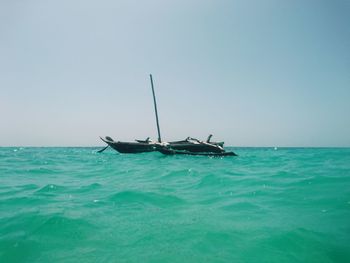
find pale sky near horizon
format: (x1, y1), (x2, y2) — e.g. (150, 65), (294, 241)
(1, 0), (349, 147)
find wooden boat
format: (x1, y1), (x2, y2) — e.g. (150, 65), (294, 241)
(99, 136), (157, 153)
(99, 135), (227, 154)
(167, 137), (224, 153)
(99, 74), (237, 156)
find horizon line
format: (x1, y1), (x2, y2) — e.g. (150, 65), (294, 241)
(1, 146), (350, 148)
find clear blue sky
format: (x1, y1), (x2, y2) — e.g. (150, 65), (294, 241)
(1, 0), (349, 147)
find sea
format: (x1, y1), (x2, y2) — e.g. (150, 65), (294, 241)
(0, 147), (350, 263)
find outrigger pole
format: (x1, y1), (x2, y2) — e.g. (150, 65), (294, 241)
(150, 74), (162, 143)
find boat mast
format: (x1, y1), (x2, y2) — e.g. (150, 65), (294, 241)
(150, 74), (162, 143)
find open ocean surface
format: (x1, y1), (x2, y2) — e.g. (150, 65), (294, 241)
(0, 147), (350, 263)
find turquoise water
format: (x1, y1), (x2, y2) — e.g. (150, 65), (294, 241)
(1, 147), (350, 262)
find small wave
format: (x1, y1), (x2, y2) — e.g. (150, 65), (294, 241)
(77, 183), (102, 193)
(0, 184), (39, 197)
(1, 212), (94, 250)
(220, 201), (262, 211)
(108, 190), (185, 208)
(195, 174), (233, 189)
(34, 184), (67, 195)
(31, 215), (94, 240)
(26, 167), (60, 175)
(0, 196), (42, 208)
(161, 168), (194, 179)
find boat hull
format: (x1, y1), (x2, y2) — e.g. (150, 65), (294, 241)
(158, 147), (237, 156)
(100, 137), (156, 153)
(168, 142), (224, 153)
(109, 142), (156, 153)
